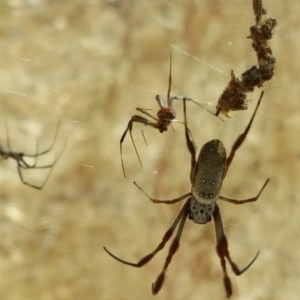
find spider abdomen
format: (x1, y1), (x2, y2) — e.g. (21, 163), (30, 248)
(192, 139), (226, 205)
(189, 198), (215, 224)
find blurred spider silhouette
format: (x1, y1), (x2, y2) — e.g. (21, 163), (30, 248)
(0, 122), (64, 189)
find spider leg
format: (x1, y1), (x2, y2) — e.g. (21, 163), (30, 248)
(33, 139), (39, 167)
(19, 120), (62, 159)
(134, 181), (191, 204)
(152, 200), (190, 294)
(23, 121), (62, 169)
(103, 200), (189, 270)
(155, 95), (166, 110)
(170, 123), (175, 132)
(165, 51), (222, 121)
(171, 96), (224, 122)
(3, 121), (64, 189)
(213, 204), (260, 298)
(8, 120), (61, 168)
(136, 107), (160, 121)
(219, 178), (270, 204)
(172, 119), (197, 151)
(5, 122), (12, 153)
(165, 51), (223, 122)
(166, 51), (173, 108)
(224, 91), (264, 177)
(120, 115), (162, 177)
(183, 98), (197, 184)
(17, 153), (57, 169)
(15, 138), (41, 169)
(140, 125), (149, 146)
(120, 116), (148, 177)
(16, 138), (66, 189)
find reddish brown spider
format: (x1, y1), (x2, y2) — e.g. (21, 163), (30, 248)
(104, 91), (269, 298)
(120, 52), (217, 177)
(0, 122), (64, 189)
(216, 0), (276, 116)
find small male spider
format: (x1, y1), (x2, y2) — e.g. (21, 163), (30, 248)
(104, 91), (269, 298)
(120, 51), (216, 178)
(0, 122), (64, 189)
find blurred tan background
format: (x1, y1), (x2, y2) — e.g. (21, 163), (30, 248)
(0, 0), (298, 299)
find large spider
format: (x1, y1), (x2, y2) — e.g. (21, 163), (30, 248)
(0, 122), (64, 189)
(104, 91), (269, 298)
(120, 51), (218, 177)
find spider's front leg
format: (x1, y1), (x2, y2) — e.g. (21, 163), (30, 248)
(183, 98), (197, 183)
(120, 115), (160, 177)
(224, 91), (264, 177)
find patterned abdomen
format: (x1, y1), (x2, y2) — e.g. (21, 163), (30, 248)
(189, 198), (216, 224)
(192, 139), (226, 204)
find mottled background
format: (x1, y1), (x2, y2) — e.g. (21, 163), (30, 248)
(0, 0), (298, 299)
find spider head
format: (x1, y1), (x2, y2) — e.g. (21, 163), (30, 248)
(188, 197), (215, 224)
(157, 108), (176, 122)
